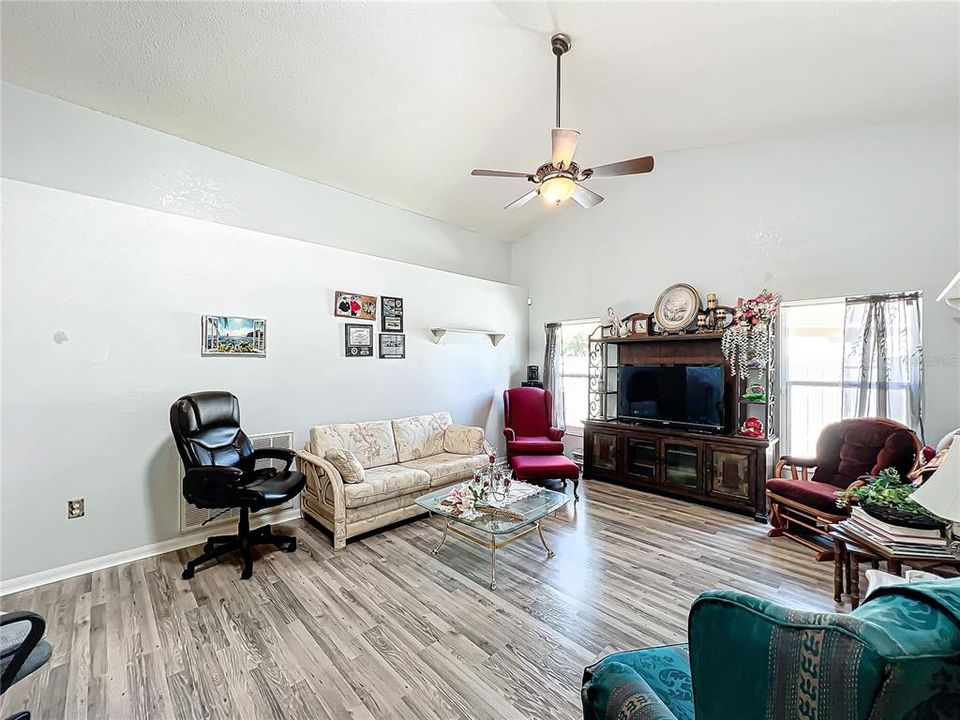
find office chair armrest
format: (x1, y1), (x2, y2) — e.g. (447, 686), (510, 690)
(1, 611), (46, 693)
(251, 447), (295, 472)
(184, 465), (245, 487)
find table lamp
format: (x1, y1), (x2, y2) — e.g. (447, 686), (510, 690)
(912, 436), (960, 551)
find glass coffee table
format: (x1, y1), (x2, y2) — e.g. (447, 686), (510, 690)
(415, 485), (569, 590)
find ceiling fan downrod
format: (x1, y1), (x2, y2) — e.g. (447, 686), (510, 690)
(551, 34), (571, 129)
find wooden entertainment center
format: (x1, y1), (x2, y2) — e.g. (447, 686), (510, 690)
(583, 332), (778, 521)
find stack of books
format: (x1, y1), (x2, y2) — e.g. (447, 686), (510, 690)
(839, 507), (953, 559)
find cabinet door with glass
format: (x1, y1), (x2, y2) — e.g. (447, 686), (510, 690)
(624, 436), (659, 484)
(589, 432), (620, 474)
(707, 447), (754, 502)
(661, 440), (701, 492)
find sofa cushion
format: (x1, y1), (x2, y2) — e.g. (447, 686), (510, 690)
(310, 420), (398, 469)
(392, 412), (452, 462)
(401, 452), (488, 487)
(324, 448), (365, 484)
(342, 465), (431, 509)
(507, 436), (565, 455)
(766, 477), (848, 515)
(443, 424), (486, 455)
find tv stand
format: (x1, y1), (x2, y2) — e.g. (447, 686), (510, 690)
(584, 420), (778, 521)
(584, 331), (778, 521)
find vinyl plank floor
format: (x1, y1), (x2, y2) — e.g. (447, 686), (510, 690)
(1, 480), (837, 719)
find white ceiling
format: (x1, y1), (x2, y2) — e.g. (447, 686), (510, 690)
(2, 2), (957, 241)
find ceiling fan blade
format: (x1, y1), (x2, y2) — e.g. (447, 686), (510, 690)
(471, 169), (533, 179)
(504, 188), (540, 209)
(572, 184), (604, 209)
(583, 156), (655, 178)
(551, 128), (580, 169)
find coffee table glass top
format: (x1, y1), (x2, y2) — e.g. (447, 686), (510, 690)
(415, 486), (569, 535)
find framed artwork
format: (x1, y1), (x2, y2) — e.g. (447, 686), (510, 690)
(381, 296), (404, 332)
(335, 291), (377, 321)
(653, 283), (702, 333)
(201, 315), (266, 357)
(344, 323), (373, 357)
(379, 333), (405, 359)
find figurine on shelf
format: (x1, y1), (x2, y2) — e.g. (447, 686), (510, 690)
(742, 383), (767, 402)
(740, 417), (764, 438)
(704, 292), (718, 331)
(606, 306), (630, 337)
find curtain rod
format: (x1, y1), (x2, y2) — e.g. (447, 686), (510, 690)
(845, 291), (921, 303)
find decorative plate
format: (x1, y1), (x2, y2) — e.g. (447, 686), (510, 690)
(653, 283), (702, 332)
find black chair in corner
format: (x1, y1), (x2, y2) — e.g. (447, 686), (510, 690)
(1, 611), (51, 720)
(170, 391), (306, 580)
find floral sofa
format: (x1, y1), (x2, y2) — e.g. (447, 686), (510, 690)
(296, 412), (492, 548)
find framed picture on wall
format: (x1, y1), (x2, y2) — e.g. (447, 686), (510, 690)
(201, 315), (266, 357)
(335, 291), (377, 321)
(344, 323), (373, 357)
(381, 296), (404, 332)
(379, 333), (405, 359)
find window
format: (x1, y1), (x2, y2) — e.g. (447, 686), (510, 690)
(559, 319), (598, 431)
(780, 300), (845, 456)
(780, 294), (922, 456)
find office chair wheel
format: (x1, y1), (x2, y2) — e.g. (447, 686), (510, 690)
(283, 538), (297, 553)
(240, 566), (253, 580)
(182, 567), (194, 580)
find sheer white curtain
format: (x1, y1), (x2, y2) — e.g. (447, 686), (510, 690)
(841, 292), (923, 437)
(543, 323), (565, 430)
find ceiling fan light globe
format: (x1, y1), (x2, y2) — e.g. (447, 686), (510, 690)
(540, 176), (576, 204)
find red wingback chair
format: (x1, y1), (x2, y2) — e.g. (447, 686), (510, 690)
(503, 387), (565, 457)
(766, 417), (922, 560)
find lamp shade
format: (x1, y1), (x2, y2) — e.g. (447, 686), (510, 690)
(912, 437), (960, 522)
(540, 176), (576, 204)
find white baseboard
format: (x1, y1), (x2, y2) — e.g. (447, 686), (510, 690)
(0, 507), (301, 597)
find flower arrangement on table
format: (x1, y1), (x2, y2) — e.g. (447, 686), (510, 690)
(441, 456), (523, 521)
(721, 288), (781, 378)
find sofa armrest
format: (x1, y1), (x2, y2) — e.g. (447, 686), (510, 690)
(503, 427), (516, 442)
(774, 455), (818, 481)
(547, 427), (564, 442)
(296, 449), (345, 508)
(688, 590), (882, 720)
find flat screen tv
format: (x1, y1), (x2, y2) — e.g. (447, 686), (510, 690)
(617, 364), (726, 432)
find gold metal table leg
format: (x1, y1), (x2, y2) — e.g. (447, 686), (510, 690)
(432, 520), (449, 555)
(490, 534), (497, 590)
(537, 521), (555, 558)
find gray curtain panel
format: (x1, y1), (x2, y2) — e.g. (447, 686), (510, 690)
(543, 322), (565, 431)
(841, 292), (923, 437)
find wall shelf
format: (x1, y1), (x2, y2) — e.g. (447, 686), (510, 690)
(429, 328), (506, 346)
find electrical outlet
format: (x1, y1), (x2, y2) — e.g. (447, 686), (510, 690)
(67, 499), (84, 519)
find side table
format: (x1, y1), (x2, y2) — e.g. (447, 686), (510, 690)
(828, 524), (960, 609)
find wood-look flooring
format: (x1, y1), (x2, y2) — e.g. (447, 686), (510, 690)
(1, 480), (836, 720)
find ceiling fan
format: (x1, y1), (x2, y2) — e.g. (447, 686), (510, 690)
(471, 33), (654, 209)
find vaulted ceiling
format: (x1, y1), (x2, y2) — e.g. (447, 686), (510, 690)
(2, 2), (957, 241)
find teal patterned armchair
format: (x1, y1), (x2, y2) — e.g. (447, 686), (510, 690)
(582, 579), (960, 720)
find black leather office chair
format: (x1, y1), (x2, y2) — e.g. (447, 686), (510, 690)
(170, 392), (306, 580)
